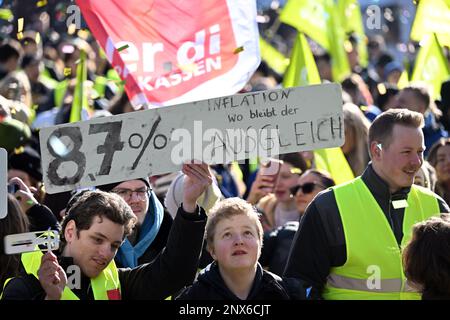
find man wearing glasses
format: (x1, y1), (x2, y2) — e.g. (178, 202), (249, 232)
(97, 177), (170, 268)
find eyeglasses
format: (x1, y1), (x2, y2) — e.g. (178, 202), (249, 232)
(290, 182), (326, 195)
(112, 188), (149, 201)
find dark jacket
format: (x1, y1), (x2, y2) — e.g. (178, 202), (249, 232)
(27, 203), (59, 232)
(259, 221), (299, 276)
(423, 111), (448, 157)
(135, 210), (173, 265)
(284, 163), (450, 298)
(2, 206), (206, 300)
(176, 262), (307, 300)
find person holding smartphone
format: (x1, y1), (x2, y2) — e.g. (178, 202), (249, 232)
(7, 177), (59, 232)
(246, 153), (306, 232)
(259, 169), (335, 276)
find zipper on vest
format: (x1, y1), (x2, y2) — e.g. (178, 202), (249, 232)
(390, 195), (407, 295)
(388, 195), (402, 251)
(87, 282), (92, 298)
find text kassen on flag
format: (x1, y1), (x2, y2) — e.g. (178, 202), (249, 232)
(75, 0), (260, 107)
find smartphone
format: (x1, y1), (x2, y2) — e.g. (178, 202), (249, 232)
(258, 158), (282, 193)
(7, 183), (19, 194)
(259, 158), (282, 177)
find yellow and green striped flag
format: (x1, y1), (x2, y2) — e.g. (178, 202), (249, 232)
(411, 33), (450, 100)
(70, 50), (89, 123)
(283, 32), (321, 88)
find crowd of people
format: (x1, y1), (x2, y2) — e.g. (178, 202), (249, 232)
(1, 1), (450, 301)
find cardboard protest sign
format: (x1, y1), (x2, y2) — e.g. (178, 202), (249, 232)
(40, 83), (344, 194)
(76, 0), (260, 106)
(0, 148), (6, 218)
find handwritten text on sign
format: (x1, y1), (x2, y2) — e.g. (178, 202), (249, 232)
(40, 83), (344, 193)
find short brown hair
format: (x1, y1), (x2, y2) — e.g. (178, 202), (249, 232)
(61, 190), (137, 247)
(403, 214), (450, 299)
(402, 85), (430, 108)
(205, 198), (263, 251)
(368, 108), (424, 149)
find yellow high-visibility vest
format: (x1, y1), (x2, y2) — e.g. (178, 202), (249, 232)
(20, 250), (121, 300)
(323, 177), (440, 300)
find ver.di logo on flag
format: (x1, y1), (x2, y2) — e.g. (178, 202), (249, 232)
(76, 0), (260, 106)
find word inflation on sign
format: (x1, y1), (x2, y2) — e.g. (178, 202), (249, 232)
(40, 83), (344, 194)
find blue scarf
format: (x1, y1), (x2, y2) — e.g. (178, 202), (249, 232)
(115, 190), (164, 268)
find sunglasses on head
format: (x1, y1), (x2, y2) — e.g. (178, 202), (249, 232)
(290, 182), (325, 195)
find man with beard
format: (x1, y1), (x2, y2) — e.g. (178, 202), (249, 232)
(284, 109), (449, 300)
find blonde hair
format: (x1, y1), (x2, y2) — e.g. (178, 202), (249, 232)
(343, 103), (371, 176)
(205, 198), (263, 251)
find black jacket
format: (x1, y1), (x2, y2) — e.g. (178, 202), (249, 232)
(259, 221), (299, 276)
(284, 164), (450, 298)
(176, 262), (307, 300)
(2, 206), (206, 300)
(27, 203), (60, 232)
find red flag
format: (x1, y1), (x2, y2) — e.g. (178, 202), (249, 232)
(76, 0), (260, 106)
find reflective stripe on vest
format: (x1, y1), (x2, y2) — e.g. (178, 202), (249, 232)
(0, 278), (13, 299)
(21, 250), (121, 300)
(326, 273), (418, 293)
(323, 177), (440, 300)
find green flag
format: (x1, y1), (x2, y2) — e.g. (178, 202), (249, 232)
(70, 50), (89, 123)
(326, 0), (351, 82)
(259, 37), (290, 75)
(314, 147), (355, 185)
(283, 32), (321, 88)
(338, 0), (368, 67)
(281, 0), (351, 82)
(0, 9), (13, 21)
(280, 0), (329, 51)
(411, 33), (450, 100)
(410, 0), (450, 48)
